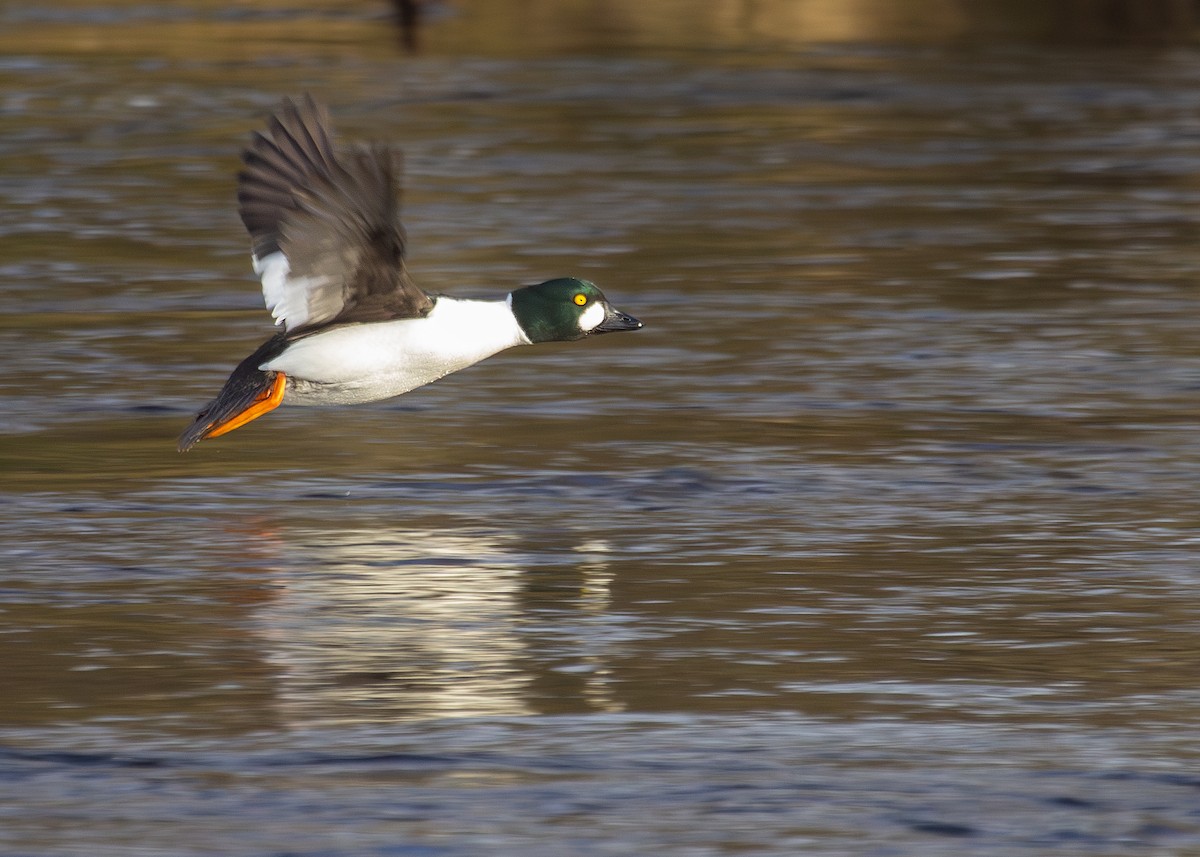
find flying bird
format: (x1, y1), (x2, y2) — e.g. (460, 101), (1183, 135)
(178, 95), (642, 451)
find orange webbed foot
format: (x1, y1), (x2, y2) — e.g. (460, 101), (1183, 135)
(205, 371), (287, 440)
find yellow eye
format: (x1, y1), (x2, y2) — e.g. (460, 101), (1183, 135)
(573, 293), (588, 306)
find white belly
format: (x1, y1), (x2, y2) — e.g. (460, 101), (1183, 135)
(261, 298), (528, 406)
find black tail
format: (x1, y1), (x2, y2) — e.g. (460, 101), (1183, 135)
(178, 335), (288, 452)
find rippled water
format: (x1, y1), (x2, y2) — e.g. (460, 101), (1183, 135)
(3, 2), (1200, 855)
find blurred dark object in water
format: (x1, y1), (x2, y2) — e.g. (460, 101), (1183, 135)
(390, 0), (422, 51)
(1052, 0), (1200, 43)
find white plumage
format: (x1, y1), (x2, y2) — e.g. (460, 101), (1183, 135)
(261, 297), (531, 405)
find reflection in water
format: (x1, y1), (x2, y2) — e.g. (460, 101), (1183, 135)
(2, 0), (1196, 65)
(252, 525), (619, 723)
(419, 0), (1200, 49)
(6, 2), (1200, 853)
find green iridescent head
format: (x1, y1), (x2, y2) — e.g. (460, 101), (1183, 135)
(509, 277), (643, 344)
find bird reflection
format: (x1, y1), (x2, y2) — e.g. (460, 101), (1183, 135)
(247, 524), (619, 724)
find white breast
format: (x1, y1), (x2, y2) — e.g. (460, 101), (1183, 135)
(262, 298), (530, 405)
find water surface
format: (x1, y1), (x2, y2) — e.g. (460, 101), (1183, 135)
(2, 3), (1200, 855)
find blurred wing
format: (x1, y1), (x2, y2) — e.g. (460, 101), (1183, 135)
(236, 95), (433, 333)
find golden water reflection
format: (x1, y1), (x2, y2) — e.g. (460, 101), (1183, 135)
(249, 525), (622, 724)
(2, 0), (1197, 63)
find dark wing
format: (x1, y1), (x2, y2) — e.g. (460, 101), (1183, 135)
(237, 94), (434, 333)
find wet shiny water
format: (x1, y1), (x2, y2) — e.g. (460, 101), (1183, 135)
(4, 2), (1200, 855)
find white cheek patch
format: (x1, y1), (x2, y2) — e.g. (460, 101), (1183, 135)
(579, 301), (605, 332)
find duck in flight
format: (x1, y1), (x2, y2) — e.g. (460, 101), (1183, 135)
(178, 95), (642, 452)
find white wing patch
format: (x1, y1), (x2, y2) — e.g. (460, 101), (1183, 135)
(253, 251), (331, 331)
(579, 301), (606, 332)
